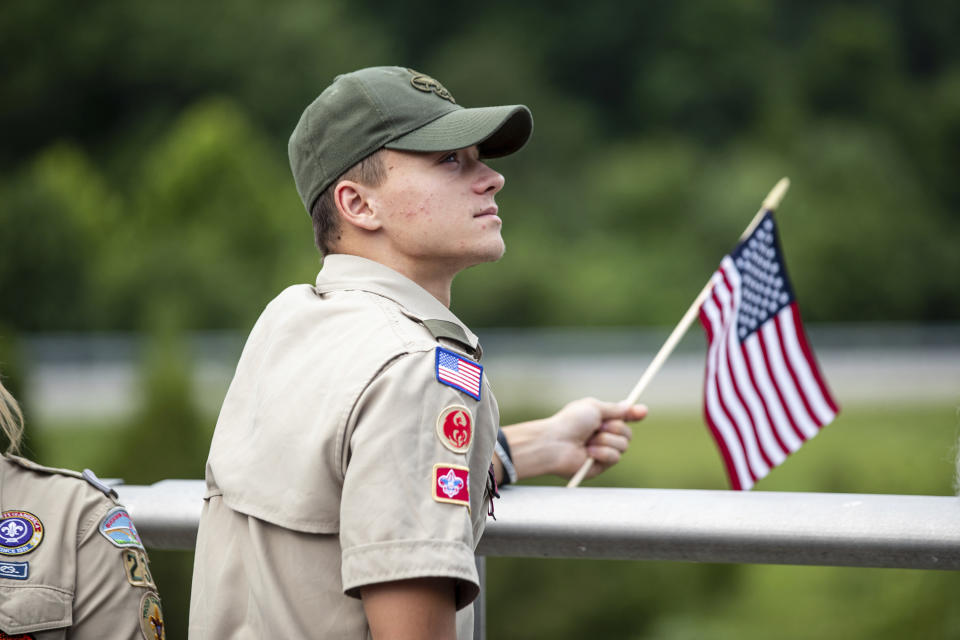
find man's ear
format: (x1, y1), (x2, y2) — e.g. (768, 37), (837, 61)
(334, 181), (381, 232)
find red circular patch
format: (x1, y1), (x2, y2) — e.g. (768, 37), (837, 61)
(436, 406), (473, 453)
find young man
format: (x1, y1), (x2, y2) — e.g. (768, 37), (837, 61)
(189, 66), (646, 639)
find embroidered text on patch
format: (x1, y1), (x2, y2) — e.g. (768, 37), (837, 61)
(435, 347), (482, 400)
(432, 464), (470, 507)
(0, 511), (44, 556)
(436, 405), (473, 454)
(99, 507), (145, 550)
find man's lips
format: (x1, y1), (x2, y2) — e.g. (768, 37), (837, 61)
(474, 206), (499, 218)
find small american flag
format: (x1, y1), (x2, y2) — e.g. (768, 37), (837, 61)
(435, 347), (483, 400)
(699, 211), (838, 490)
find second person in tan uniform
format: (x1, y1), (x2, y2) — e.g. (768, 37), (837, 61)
(0, 376), (166, 639)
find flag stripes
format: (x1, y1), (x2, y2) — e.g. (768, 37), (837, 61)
(699, 215), (838, 490)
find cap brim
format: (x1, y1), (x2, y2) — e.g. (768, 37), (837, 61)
(385, 105), (533, 158)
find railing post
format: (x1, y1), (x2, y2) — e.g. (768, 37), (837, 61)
(473, 555), (486, 640)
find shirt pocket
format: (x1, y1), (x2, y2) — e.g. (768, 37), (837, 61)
(0, 584), (71, 638)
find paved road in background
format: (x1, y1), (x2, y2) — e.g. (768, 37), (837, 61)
(20, 326), (960, 423)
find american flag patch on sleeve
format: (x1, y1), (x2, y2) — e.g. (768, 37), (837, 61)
(435, 347), (483, 400)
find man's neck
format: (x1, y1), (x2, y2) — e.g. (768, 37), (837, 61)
(330, 249), (456, 308)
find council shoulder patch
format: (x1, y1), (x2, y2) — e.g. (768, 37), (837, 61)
(0, 511), (43, 556)
(99, 507), (144, 550)
(433, 464), (470, 507)
(436, 405), (473, 454)
(435, 347), (483, 401)
(0, 632), (35, 639)
(0, 560), (28, 580)
(123, 549), (157, 589)
(139, 591), (166, 640)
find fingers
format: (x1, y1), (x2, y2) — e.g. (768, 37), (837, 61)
(622, 404), (649, 422)
(586, 445), (623, 468)
(587, 427), (631, 453)
(585, 398), (649, 422)
(598, 419), (634, 442)
(583, 420), (632, 468)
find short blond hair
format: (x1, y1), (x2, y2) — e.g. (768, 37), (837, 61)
(0, 379), (23, 454)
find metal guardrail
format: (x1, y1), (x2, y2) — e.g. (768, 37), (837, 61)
(117, 481), (960, 570)
(118, 482), (960, 639)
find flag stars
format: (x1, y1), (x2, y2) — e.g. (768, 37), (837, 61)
(734, 222), (795, 340)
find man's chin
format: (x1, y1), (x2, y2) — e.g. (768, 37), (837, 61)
(481, 243), (506, 265)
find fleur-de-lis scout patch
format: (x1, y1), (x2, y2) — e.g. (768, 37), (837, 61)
(435, 347), (482, 400)
(0, 511), (43, 556)
(433, 464), (470, 507)
(139, 591), (167, 640)
(436, 405), (473, 454)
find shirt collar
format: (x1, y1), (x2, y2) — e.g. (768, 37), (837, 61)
(314, 255), (481, 356)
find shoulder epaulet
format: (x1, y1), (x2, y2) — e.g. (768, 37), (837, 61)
(82, 468), (120, 499)
(421, 319), (482, 360)
(4, 456), (119, 499)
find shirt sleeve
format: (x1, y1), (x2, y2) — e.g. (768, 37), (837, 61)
(71, 501), (166, 640)
(339, 349), (485, 610)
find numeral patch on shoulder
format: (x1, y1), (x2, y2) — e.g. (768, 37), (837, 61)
(123, 549), (157, 589)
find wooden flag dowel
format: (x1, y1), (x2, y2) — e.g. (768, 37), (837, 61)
(565, 280), (713, 488)
(565, 177), (791, 489)
(743, 177), (790, 241)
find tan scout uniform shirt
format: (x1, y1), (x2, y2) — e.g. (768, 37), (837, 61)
(0, 455), (165, 639)
(190, 255), (499, 639)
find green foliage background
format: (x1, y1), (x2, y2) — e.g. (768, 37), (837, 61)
(2, 1), (960, 637)
(2, 0), (959, 333)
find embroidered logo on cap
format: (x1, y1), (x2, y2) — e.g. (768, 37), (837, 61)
(433, 464), (470, 507)
(408, 69), (456, 103)
(0, 511), (43, 556)
(435, 347), (482, 400)
(139, 591), (166, 640)
(436, 405), (473, 454)
(99, 507), (144, 550)
(0, 560), (28, 580)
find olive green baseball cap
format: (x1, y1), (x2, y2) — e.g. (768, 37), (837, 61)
(288, 66), (534, 213)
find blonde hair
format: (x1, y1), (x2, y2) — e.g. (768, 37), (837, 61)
(0, 379), (23, 454)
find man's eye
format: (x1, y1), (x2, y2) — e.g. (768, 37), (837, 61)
(441, 152), (459, 164)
